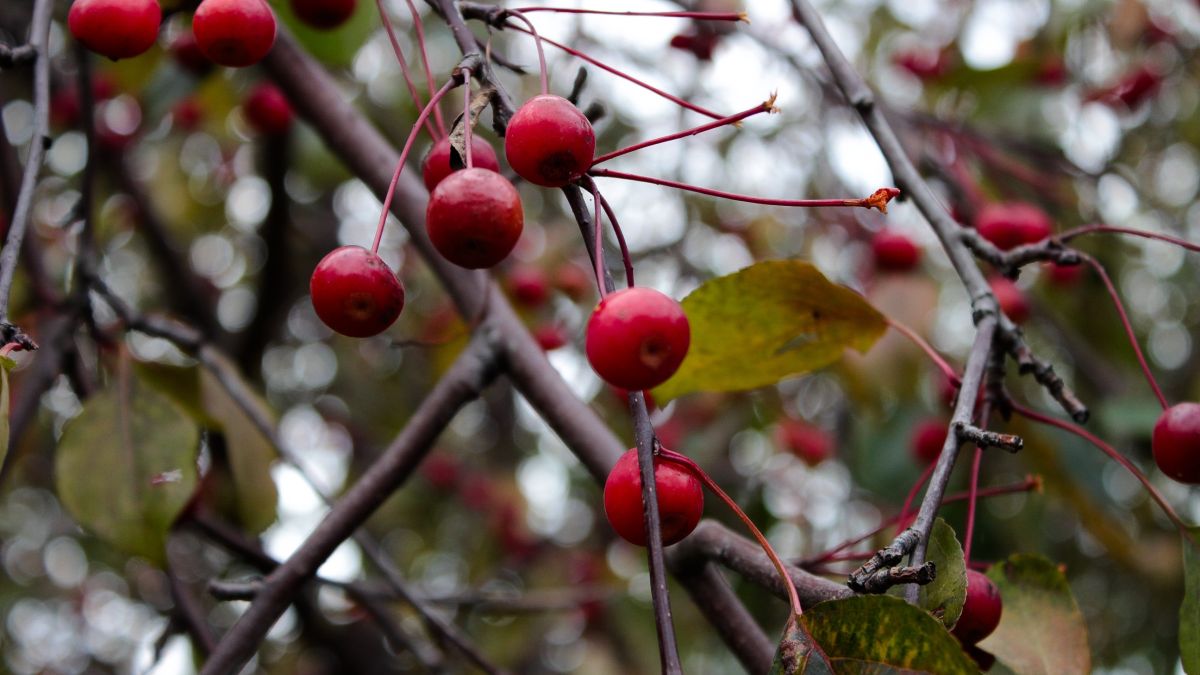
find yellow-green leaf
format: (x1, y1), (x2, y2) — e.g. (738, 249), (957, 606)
(921, 518), (968, 629)
(0, 357), (12, 470)
(653, 260), (886, 401)
(770, 614), (833, 674)
(1181, 530), (1199, 673)
(982, 554), (1091, 674)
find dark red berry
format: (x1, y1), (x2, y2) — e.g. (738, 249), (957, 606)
(309, 245), (405, 337)
(776, 419), (834, 466)
(422, 136), (501, 191)
(533, 324), (568, 351)
(586, 287), (690, 390)
(952, 569), (1003, 645)
(425, 168), (524, 269)
(290, 0), (356, 29)
(989, 277), (1030, 324)
(1152, 402), (1200, 484)
(507, 267), (550, 308)
(69, 0), (162, 61)
(892, 48), (949, 80)
(504, 95), (595, 188)
(668, 31), (720, 60)
(193, 0), (277, 68)
(975, 202), (1053, 251)
(872, 229), (922, 272)
(421, 454), (460, 491)
(243, 82), (294, 135)
(603, 448), (703, 546)
(1095, 65), (1163, 109)
(910, 419), (949, 465)
(172, 97), (204, 132)
(1045, 261), (1084, 287)
(170, 30), (212, 74)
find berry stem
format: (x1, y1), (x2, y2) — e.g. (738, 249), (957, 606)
(1083, 255), (1169, 410)
(658, 447), (804, 618)
(375, 0), (439, 140)
(404, 0), (447, 136)
(887, 317), (960, 387)
(461, 69), (474, 168)
(895, 458), (936, 536)
(373, 77), (460, 254)
(591, 169), (901, 212)
(962, 446), (983, 562)
(512, 7), (749, 22)
(598, 190), (635, 288)
(502, 9), (549, 95)
(1058, 224), (1200, 253)
(1012, 402), (1196, 545)
(590, 97), (778, 167)
(588, 180), (607, 298)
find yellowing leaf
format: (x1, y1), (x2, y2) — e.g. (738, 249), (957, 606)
(0, 357), (12, 470)
(921, 518), (968, 629)
(654, 260), (887, 401)
(982, 554), (1091, 674)
(1180, 531), (1199, 674)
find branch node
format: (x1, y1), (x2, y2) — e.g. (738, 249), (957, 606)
(956, 421), (1023, 453)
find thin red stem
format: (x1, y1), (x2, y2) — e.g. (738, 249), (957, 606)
(375, 0), (438, 140)
(462, 70), (473, 168)
(1012, 402), (1195, 545)
(513, 7), (748, 22)
(591, 169), (900, 212)
(591, 99), (777, 166)
(659, 448), (804, 618)
(588, 181), (608, 298)
(0, 342), (21, 358)
(404, 0), (446, 136)
(896, 459), (937, 536)
(503, 9), (549, 95)
(887, 317), (959, 386)
(506, 24), (725, 119)
(373, 78), (459, 254)
(598, 191), (635, 289)
(963, 446), (982, 562)
(1084, 256), (1169, 410)
(1058, 225), (1200, 253)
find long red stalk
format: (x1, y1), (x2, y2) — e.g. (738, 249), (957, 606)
(591, 98), (777, 166)
(591, 169), (900, 211)
(1084, 256), (1169, 410)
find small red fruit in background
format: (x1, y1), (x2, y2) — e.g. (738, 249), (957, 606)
(669, 31), (721, 61)
(776, 419), (833, 466)
(172, 97), (204, 132)
(290, 0), (356, 30)
(193, 0), (277, 68)
(586, 287), (690, 391)
(1090, 64), (1163, 110)
(910, 419), (949, 465)
(310, 245), (406, 337)
(243, 82), (294, 136)
(504, 95), (595, 188)
(1045, 261), (1084, 287)
(892, 48), (950, 80)
(171, 30), (211, 74)
(989, 276), (1031, 324)
(553, 262), (592, 302)
(69, 0), (162, 61)
(507, 266), (550, 308)
(421, 454), (460, 491)
(952, 569), (1003, 645)
(425, 168), (524, 269)
(975, 202), (1053, 251)
(422, 136), (501, 191)
(871, 229), (922, 272)
(1152, 402), (1200, 484)
(604, 448), (703, 546)
(533, 324), (568, 351)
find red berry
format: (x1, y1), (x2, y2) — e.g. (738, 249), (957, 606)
(421, 136), (501, 191)
(243, 82), (294, 136)
(69, 0), (162, 61)
(553, 262), (592, 302)
(776, 419), (834, 466)
(871, 230), (922, 272)
(170, 30), (212, 74)
(952, 569), (1003, 645)
(533, 324), (568, 351)
(172, 97), (204, 131)
(504, 95), (595, 188)
(1045, 261), (1084, 287)
(289, 0), (356, 29)
(989, 276), (1031, 324)
(603, 448), (703, 546)
(426, 168), (524, 269)
(193, 0), (277, 68)
(421, 454), (460, 491)
(668, 31), (720, 61)
(892, 48), (949, 80)
(910, 419), (949, 465)
(309, 245), (405, 338)
(586, 287), (690, 391)
(975, 202), (1053, 251)
(1100, 65), (1163, 109)
(1152, 403), (1200, 484)
(507, 267), (550, 308)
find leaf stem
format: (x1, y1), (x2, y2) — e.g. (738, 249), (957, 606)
(887, 317), (959, 386)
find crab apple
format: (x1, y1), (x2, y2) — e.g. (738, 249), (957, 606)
(952, 569), (1003, 645)
(603, 448), (703, 546)
(910, 419), (949, 465)
(989, 276), (1031, 324)
(533, 324), (569, 351)
(422, 136), (501, 191)
(975, 202), (1053, 251)
(193, 0), (277, 68)
(1045, 261), (1085, 287)
(871, 229), (922, 272)
(776, 419), (834, 466)
(170, 30), (211, 73)
(553, 262), (592, 302)
(506, 266), (550, 308)
(425, 168), (524, 269)
(290, 0), (356, 29)
(504, 95), (595, 188)
(669, 31), (720, 61)
(892, 48), (949, 80)
(1152, 402), (1200, 484)
(172, 97), (203, 132)
(586, 287), (690, 391)
(309, 245), (405, 338)
(243, 82), (293, 136)
(69, 0), (162, 61)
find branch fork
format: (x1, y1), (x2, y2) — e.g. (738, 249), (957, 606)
(846, 528), (936, 594)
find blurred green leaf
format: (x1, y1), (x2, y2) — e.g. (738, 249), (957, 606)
(654, 260), (886, 401)
(274, 0), (376, 67)
(56, 368), (199, 565)
(0, 356), (13, 471)
(1182, 530), (1200, 674)
(982, 554), (1090, 674)
(921, 518), (968, 629)
(135, 361), (212, 425)
(770, 614), (832, 674)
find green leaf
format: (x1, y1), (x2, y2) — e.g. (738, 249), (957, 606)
(982, 554), (1091, 674)
(0, 357), (13, 471)
(770, 614), (833, 674)
(921, 518), (968, 629)
(803, 595), (978, 674)
(1181, 530), (1200, 674)
(653, 260), (886, 401)
(134, 361), (213, 425)
(56, 370), (200, 565)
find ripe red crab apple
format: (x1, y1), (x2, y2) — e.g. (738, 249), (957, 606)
(244, 83), (294, 136)
(871, 229), (922, 272)
(586, 287), (690, 391)
(422, 137), (501, 191)
(425, 168), (524, 269)
(290, 0), (356, 30)
(504, 95), (595, 188)
(69, 0), (162, 61)
(193, 0), (277, 68)
(1152, 402), (1200, 484)
(310, 246), (405, 337)
(952, 569), (1003, 645)
(975, 202), (1053, 251)
(604, 448), (703, 546)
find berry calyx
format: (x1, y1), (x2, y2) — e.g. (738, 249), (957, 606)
(425, 168), (524, 269)
(69, 0), (162, 61)
(603, 448), (703, 546)
(243, 82), (294, 136)
(952, 569), (1003, 645)
(504, 95), (595, 188)
(989, 276), (1031, 324)
(776, 419), (833, 466)
(1152, 402), (1200, 484)
(974, 202), (1053, 251)
(872, 229), (922, 272)
(910, 419), (949, 465)
(309, 246), (405, 337)
(422, 136), (501, 191)
(586, 287), (690, 391)
(193, 0), (277, 68)
(289, 0), (356, 29)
